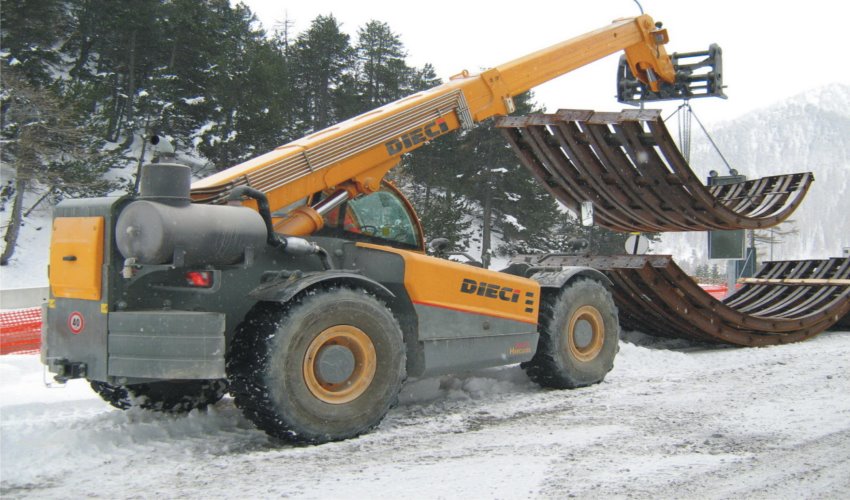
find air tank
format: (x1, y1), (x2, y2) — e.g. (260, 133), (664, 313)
(115, 163), (267, 266)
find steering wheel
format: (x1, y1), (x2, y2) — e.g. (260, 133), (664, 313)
(360, 225), (379, 236)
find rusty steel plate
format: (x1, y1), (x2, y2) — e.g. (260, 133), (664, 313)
(512, 254), (850, 346)
(496, 110), (813, 232)
(829, 311), (850, 331)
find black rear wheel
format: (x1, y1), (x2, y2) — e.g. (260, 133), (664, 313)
(90, 379), (228, 413)
(522, 279), (619, 389)
(226, 288), (406, 444)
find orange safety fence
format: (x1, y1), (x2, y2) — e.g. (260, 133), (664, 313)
(0, 307), (42, 355)
(698, 283), (743, 300)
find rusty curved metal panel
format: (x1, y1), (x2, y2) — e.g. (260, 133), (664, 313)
(513, 255), (850, 347)
(495, 110), (813, 232)
(830, 311), (850, 331)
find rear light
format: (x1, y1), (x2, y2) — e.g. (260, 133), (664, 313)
(185, 271), (213, 288)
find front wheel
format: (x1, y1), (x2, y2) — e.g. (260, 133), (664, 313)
(522, 279), (619, 389)
(226, 288), (406, 444)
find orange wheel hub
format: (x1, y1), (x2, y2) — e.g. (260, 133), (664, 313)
(303, 325), (376, 404)
(566, 305), (605, 362)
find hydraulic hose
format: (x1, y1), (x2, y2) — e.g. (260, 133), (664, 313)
(228, 186), (281, 247)
(228, 187), (333, 270)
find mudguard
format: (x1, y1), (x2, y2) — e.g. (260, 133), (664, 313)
(530, 266), (613, 290)
(248, 270), (396, 304)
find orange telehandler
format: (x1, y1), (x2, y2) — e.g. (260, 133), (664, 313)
(43, 13), (712, 443)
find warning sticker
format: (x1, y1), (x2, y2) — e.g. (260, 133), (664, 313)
(68, 311), (85, 335)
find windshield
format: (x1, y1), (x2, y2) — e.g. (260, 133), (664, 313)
(320, 187), (422, 250)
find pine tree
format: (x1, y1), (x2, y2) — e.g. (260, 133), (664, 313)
(710, 264), (721, 281)
(450, 92), (560, 266)
(1, 63), (115, 264)
(407, 63), (440, 92)
(0, 0), (68, 85)
(548, 210), (660, 256)
(289, 15), (354, 131)
(189, 2), (300, 170)
(695, 263), (710, 280)
(397, 131), (474, 250)
(354, 20), (409, 111)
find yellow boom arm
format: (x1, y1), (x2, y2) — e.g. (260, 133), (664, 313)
(190, 14), (675, 234)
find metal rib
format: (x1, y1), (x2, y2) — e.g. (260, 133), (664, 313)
(496, 109), (814, 232)
(512, 254), (850, 346)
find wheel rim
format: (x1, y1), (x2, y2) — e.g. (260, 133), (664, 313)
(303, 325), (377, 404)
(566, 305), (605, 362)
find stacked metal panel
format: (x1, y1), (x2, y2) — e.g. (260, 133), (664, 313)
(496, 110), (813, 232)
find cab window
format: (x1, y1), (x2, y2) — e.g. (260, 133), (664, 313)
(321, 187), (422, 250)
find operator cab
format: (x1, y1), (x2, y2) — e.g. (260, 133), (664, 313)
(314, 182), (425, 252)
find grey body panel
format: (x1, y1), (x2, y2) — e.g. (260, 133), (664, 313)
(415, 302), (538, 376)
(44, 298), (108, 380)
(414, 303), (533, 340)
(43, 196), (126, 381)
(107, 311), (226, 380)
(420, 332), (539, 377)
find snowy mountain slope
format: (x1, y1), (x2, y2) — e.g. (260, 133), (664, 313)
(2, 331), (849, 498)
(658, 83), (850, 270)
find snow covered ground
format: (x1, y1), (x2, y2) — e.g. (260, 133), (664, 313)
(2, 331), (849, 499)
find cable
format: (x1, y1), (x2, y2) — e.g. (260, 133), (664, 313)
(677, 103), (692, 163)
(689, 106), (735, 175)
(633, 0), (644, 15)
(662, 105), (684, 123)
(736, 247), (755, 280)
(665, 102), (735, 176)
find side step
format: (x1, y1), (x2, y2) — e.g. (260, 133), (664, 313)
(496, 110), (813, 232)
(512, 255), (850, 347)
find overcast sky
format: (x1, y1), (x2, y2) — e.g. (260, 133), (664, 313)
(240, 0), (847, 125)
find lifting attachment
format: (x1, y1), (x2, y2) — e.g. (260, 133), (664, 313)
(617, 44), (726, 104)
(496, 109), (813, 232)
